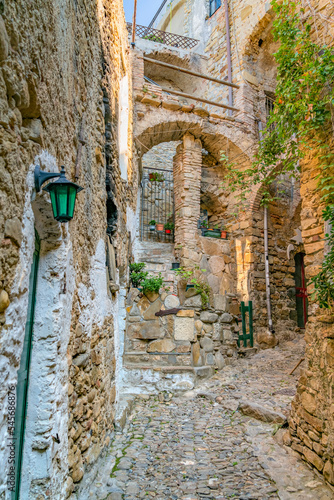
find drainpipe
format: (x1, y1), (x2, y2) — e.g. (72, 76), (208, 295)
(224, 0), (233, 116)
(264, 205), (274, 333)
(131, 0), (137, 48)
(258, 121), (274, 334)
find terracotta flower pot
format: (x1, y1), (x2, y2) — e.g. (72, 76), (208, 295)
(156, 223), (164, 231)
(221, 230), (227, 239)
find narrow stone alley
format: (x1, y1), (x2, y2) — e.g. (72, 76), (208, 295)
(85, 339), (333, 500)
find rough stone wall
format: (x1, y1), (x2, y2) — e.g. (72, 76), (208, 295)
(288, 146), (334, 485)
(0, 0), (135, 498)
(173, 133), (202, 249)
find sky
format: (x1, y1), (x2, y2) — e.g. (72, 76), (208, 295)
(123, 0), (164, 25)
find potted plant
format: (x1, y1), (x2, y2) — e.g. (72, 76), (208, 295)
(221, 225), (227, 239)
(149, 220), (156, 231)
(164, 222), (174, 234)
(149, 172), (165, 182)
(129, 263), (148, 289)
(155, 222), (164, 231)
(202, 224), (221, 238)
(142, 273), (164, 294)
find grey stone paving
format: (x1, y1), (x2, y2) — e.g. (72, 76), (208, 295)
(83, 337), (333, 500)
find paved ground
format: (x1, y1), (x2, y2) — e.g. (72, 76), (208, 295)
(84, 337), (333, 500)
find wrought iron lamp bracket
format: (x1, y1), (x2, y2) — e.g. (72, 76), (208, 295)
(34, 165), (61, 192)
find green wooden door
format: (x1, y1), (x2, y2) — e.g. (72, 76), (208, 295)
(12, 231), (40, 499)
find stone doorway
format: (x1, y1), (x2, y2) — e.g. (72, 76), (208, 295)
(140, 166), (174, 243)
(294, 252), (308, 328)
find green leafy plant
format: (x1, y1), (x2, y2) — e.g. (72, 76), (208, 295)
(200, 220), (209, 228)
(129, 262), (146, 273)
(149, 220), (156, 225)
(175, 265), (211, 308)
(224, 0), (334, 308)
(149, 172), (165, 182)
(310, 206), (334, 308)
(130, 271), (148, 288)
(164, 222), (174, 230)
(142, 273), (163, 294)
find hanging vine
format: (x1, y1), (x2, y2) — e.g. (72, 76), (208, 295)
(225, 0), (334, 308)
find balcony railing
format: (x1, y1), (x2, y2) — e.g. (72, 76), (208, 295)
(127, 23), (199, 50)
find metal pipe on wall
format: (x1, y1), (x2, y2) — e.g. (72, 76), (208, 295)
(131, 0), (138, 47)
(264, 205), (274, 333)
(224, 0), (233, 116)
(258, 120), (274, 334)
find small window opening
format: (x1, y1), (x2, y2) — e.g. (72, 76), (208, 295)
(258, 38), (263, 47)
(209, 0), (221, 17)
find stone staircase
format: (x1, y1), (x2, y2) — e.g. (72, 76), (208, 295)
(134, 241), (176, 291)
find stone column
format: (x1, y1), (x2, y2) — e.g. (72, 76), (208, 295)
(173, 133), (202, 250)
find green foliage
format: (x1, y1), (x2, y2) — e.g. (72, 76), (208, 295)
(129, 262), (146, 273)
(175, 265), (211, 308)
(224, 0), (334, 308)
(149, 220), (156, 225)
(164, 222), (174, 230)
(150, 172), (165, 182)
(142, 273), (163, 293)
(310, 207), (334, 308)
(130, 271), (148, 288)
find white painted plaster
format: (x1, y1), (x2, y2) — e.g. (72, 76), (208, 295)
(119, 74), (129, 181)
(0, 151), (74, 499)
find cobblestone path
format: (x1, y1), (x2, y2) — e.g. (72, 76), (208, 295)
(84, 338), (333, 500)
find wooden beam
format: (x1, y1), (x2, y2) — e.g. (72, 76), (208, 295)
(131, 0), (137, 47)
(143, 56), (239, 89)
(157, 85), (239, 112)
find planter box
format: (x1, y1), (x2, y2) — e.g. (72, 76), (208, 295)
(203, 230), (221, 239)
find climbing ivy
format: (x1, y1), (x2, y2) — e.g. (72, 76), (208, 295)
(225, 0), (334, 307)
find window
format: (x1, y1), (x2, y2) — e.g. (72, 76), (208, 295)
(209, 0), (221, 17)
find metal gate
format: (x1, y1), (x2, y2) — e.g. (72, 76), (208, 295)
(237, 301), (254, 348)
(140, 167), (174, 242)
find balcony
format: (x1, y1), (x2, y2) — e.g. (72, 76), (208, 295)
(127, 23), (199, 50)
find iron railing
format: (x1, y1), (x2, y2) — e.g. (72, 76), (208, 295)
(141, 167), (174, 243)
(127, 23), (199, 50)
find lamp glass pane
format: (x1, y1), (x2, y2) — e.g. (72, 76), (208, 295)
(67, 185), (77, 218)
(56, 185), (69, 218)
(49, 190), (58, 218)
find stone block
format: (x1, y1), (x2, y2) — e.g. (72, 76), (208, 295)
(212, 323), (222, 340)
(162, 99), (181, 111)
(144, 291), (160, 302)
(193, 107), (209, 117)
(177, 343), (191, 353)
(209, 256), (225, 274)
(128, 320), (164, 340)
(4, 217), (22, 246)
(223, 329), (233, 342)
(0, 16), (9, 62)
(195, 320), (203, 332)
(303, 447), (324, 471)
(185, 287), (199, 298)
(200, 311), (218, 323)
(0, 290), (10, 313)
(141, 96), (161, 107)
(142, 298), (162, 320)
(323, 461), (334, 485)
(164, 294), (180, 309)
(239, 400), (287, 424)
(129, 303), (141, 316)
(138, 295), (151, 314)
(207, 273), (220, 294)
(147, 338), (176, 353)
(242, 70), (259, 86)
(203, 323), (212, 333)
(177, 309), (194, 317)
(301, 391), (317, 416)
(184, 295), (202, 308)
(213, 294), (227, 312)
(192, 341), (201, 366)
(205, 353), (214, 365)
(200, 337), (214, 352)
(174, 316), (195, 341)
(215, 351), (225, 370)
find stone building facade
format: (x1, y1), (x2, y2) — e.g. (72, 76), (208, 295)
(0, 0), (137, 498)
(0, 0), (333, 497)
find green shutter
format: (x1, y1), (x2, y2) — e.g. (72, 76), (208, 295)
(13, 231), (40, 499)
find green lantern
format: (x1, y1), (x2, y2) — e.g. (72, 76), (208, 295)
(34, 165), (83, 223)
